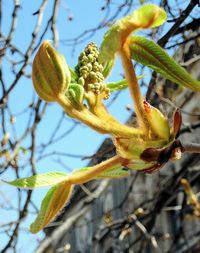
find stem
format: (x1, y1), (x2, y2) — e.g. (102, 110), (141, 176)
(57, 94), (143, 138)
(119, 43), (148, 133)
(182, 143), (200, 153)
(67, 155), (123, 184)
(89, 96), (144, 138)
(57, 94), (108, 134)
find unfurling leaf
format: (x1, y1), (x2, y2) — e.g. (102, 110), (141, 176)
(107, 75), (144, 92)
(66, 83), (85, 106)
(2, 172), (68, 189)
(30, 182), (73, 233)
(143, 101), (170, 141)
(69, 66), (78, 83)
(99, 4), (167, 63)
(32, 41), (71, 102)
(107, 79), (128, 92)
(130, 36), (200, 91)
(102, 59), (115, 78)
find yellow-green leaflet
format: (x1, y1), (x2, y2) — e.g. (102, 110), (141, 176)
(2, 172), (68, 189)
(30, 182), (73, 233)
(107, 75), (144, 92)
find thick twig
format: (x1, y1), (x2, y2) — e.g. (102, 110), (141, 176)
(182, 143), (200, 153)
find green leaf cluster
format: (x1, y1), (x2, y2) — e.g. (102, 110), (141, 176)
(3, 165), (128, 233)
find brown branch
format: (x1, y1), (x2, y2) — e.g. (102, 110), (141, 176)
(182, 143), (200, 153)
(158, 0), (199, 47)
(174, 18), (200, 35)
(5, 0), (21, 48)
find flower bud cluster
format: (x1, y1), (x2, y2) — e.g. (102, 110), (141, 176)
(75, 42), (110, 99)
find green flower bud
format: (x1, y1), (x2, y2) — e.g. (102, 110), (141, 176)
(81, 56), (88, 63)
(103, 87), (110, 100)
(78, 77), (85, 85)
(96, 72), (104, 81)
(89, 71), (97, 80)
(79, 52), (86, 58)
(80, 70), (88, 78)
(88, 54), (95, 62)
(75, 42), (110, 99)
(32, 41), (71, 102)
(87, 63), (93, 71)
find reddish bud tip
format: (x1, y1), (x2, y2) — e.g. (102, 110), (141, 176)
(143, 100), (151, 112)
(173, 108), (182, 138)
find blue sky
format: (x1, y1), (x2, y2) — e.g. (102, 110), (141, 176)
(0, 0), (197, 252)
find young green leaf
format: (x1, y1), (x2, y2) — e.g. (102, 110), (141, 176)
(30, 182), (73, 233)
(2, 172), (68, 189)
(107, 75), (144, 92)
(99, 4), (167, 63)
(130, 36), (200, 91)
(69, 66), (78, 83)
(66, 83), (85, 106)
(107, 79), (128, 92)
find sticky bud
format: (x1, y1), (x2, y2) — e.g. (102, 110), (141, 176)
(172, 108), (182, 138)
(143, 101), (170, 141)
(32, 41), (71, 102)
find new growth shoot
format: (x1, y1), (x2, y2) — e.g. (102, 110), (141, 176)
(3, 4), (200, 233)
